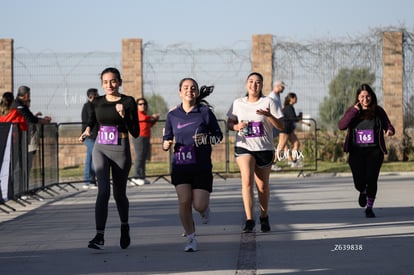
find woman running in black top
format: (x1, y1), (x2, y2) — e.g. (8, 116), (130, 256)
(79, 67), (139, 250)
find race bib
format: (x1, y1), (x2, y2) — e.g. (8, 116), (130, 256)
(355, 129), (375, 144)
(175, 145), (196, 165)
(98, 126), (118, 145)
(245, 121), (265, 138)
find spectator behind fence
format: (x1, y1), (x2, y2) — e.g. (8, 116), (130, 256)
(131, 97), (160, 186)
(81, 88), (99, 189)
(12, 86), (52, 126)
(79, 67), (139, 250)
(12, 86), (52, 174)
(338, 83), (395, 218)
(0, 92), (28, 131)
(162, 79), (223, 252)
(226, 72), (284, 234)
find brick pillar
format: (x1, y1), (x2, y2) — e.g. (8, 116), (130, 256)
(0, 39), (13, 95)
(121, 39), (143, 99)
(251, 34), (273, 95)
(382, 31), (404, 160)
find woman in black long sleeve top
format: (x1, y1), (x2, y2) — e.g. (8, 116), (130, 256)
(80, 67), (139, 250)
(276, 92), (304, 167)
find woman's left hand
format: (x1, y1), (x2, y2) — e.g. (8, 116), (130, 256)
(256, 108), (271, 117)
(115, 104), (124, 118)
(386, 129), (395, 136)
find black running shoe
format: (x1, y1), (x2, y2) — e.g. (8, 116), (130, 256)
(120, 224), (130, 249)
(260, 216), (271, 232)
(365, 207), (376, 218)
(242, 219), (255, 233)
(358, 193), (367, 207)
(88, 234), (104, 250)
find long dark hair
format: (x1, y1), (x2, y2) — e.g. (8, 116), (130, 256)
(245, 72), (264, 98)
(179, 77), (214, 109)
(136, 97), (148, 112)
(0, 92), (14, 115)
(355, 83), (377, 119)
(284, 92), (297, 107)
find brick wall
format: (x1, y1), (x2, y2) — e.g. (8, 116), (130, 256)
(122, 38), (143, 99)
(0, 39), (13, 94)
(252, 34), (273, 94)
(382, 32), (404, 160)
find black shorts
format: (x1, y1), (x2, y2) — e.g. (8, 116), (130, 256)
(171, 171), (213, 193)
(234, 147), (274, 168)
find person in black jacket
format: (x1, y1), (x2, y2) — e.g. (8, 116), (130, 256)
(81, 88), (99, 189)
(13, 86), (52, 173)
(13, 86), (52, 126)
(79, 67), (139, 250)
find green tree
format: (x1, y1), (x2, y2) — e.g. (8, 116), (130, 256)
(319, 67), (375, 129)
(146, 94), (169, 119)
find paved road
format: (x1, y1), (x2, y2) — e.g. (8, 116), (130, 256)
(0, 173), (413, 274)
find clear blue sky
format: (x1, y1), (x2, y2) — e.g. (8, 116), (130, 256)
(2, 0), (414, 52)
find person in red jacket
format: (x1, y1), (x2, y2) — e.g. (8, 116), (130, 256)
(0, 92), (28, 131)
(338, 83), (394, 218)
(131, 97), (160, 186)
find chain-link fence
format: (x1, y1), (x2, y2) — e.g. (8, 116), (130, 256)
(4, 29), (414, 209)
(10, 29), (414, 168)
(13, 29), (414, 128)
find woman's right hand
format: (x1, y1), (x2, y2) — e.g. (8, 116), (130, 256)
(235, 121), (248, 132)
(79, 127), (91, 142)
(354, 103), (362, 110)
(163, 140), (173, 151)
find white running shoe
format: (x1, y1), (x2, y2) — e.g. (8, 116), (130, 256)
(83, 184), (98, 189)
(129, 179), (137, 186)
(201, 207), (210, 224)
(184, 238), (198, 252)
(271, 164), (282, 171)
(182, 222), (195, 237)
(291, 160), (304, 168)
(131, 178), (146, 186)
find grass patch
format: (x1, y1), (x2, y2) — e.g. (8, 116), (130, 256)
(58, 160), (413, 182)
(316, 160), (414, 173)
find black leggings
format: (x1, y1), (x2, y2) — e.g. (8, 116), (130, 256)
(348, 147), (384, 199)
(92, 138), (131, 231)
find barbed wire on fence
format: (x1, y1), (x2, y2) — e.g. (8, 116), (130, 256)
(12, 27), (414, 127)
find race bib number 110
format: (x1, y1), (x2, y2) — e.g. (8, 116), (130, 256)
(98, 126), (118, 145)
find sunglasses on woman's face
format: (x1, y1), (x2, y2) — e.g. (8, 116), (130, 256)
(138, 102), (147, 106)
